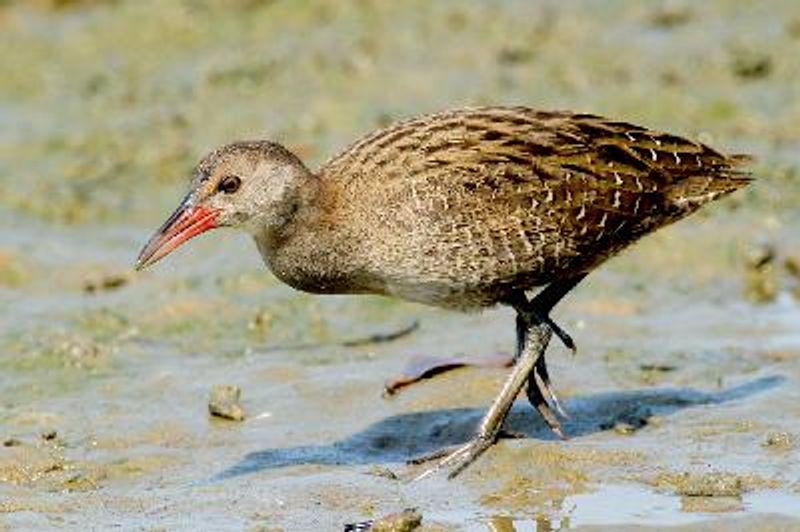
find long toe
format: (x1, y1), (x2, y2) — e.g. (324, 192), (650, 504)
(408, 437), (496, 480)
(545, 317), (577, 354)
(526, 373), (566, 439)
(406, 445), (455, 466)
(535, 355), (569, 419)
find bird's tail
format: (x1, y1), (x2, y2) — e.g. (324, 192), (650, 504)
(664, 152), (753, 209)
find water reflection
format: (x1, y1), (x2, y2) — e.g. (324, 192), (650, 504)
(481, 485), (800, 529)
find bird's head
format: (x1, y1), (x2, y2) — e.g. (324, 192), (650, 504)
(135, 141), (312, 270)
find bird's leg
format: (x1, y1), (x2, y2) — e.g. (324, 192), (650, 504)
(533, 352), (568, 419)
(526, 356), (567, 433)
(518, 275), (586, 356)
(409, 276), (587, 479)
(511, 295), (566, 435)
(537, 314), (576, 353)
(521, 306), (576, 354)
(518, 275), (588, 427)
(410, 317), (553, 480)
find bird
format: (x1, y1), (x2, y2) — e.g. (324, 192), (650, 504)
(135, 106), (751, 478)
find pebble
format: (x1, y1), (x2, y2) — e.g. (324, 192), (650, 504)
(346, 509), (422, 532)
(208, 384), (246, 421)
(744, 242), (778, 303)
(763, 431), (795, 450)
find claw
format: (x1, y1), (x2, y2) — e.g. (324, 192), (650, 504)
(406, 447), (451, 466)
(535, 355), (569, 419)
(409, 442), (469, 481)
(409, 436), (496, 480)
(526, 369), (566, 439)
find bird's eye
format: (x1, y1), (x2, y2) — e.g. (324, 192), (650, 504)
(218, 175), (241, 194)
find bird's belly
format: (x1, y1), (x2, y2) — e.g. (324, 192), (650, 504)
(381, 274), (548, 311)
(382, 280), (488, 310)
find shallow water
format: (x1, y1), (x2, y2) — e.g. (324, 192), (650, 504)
(1, 1), (800, 530)
(488, 485), (800, 529)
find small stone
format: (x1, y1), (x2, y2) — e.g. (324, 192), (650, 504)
(743, 243), (778, 304)
(639, 363), (676, 372)
(763, 431), (795, 450)
(649, 3), (692, 28)
(745, 242), (775, 270)
(43, 463), (64, 474)
(371, 509), (422, 532)
(785, 255), (800, 278)
(730, 49), (773, 80)
(209, 385), (246, 422)
(248, 309), (274, 332)
(63, 472), (102, 492)
(744, 268), (778, 304)
(41, 430), (58, 441)
(83, 272), (131, 293)
(497, 46), (534, 65)
(3, 438), (22, 447)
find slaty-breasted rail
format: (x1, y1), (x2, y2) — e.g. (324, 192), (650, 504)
(136, 106), (751, 478)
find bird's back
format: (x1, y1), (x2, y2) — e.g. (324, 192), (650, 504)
(311, 106), (750, 309)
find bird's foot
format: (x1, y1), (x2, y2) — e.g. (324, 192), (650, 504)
(527, 381), (567, 439)
(525, 312), (575, 355)
(547, 318), (577, 354)
(408, 434), (497, 480)
(521, 353), (569, 440)
(532, 354), (569, 421)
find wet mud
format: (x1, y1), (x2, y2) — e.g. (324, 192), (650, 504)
(1, 0), (800, 530)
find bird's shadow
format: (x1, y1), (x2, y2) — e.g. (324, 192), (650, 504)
(214, 375), (784, 481)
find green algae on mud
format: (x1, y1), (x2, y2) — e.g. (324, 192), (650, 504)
(1, 0), (799, 228)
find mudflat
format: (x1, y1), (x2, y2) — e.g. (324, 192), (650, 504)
(1, 1), (798, 529)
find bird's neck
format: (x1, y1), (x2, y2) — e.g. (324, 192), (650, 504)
(250, 178), (368, 294)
